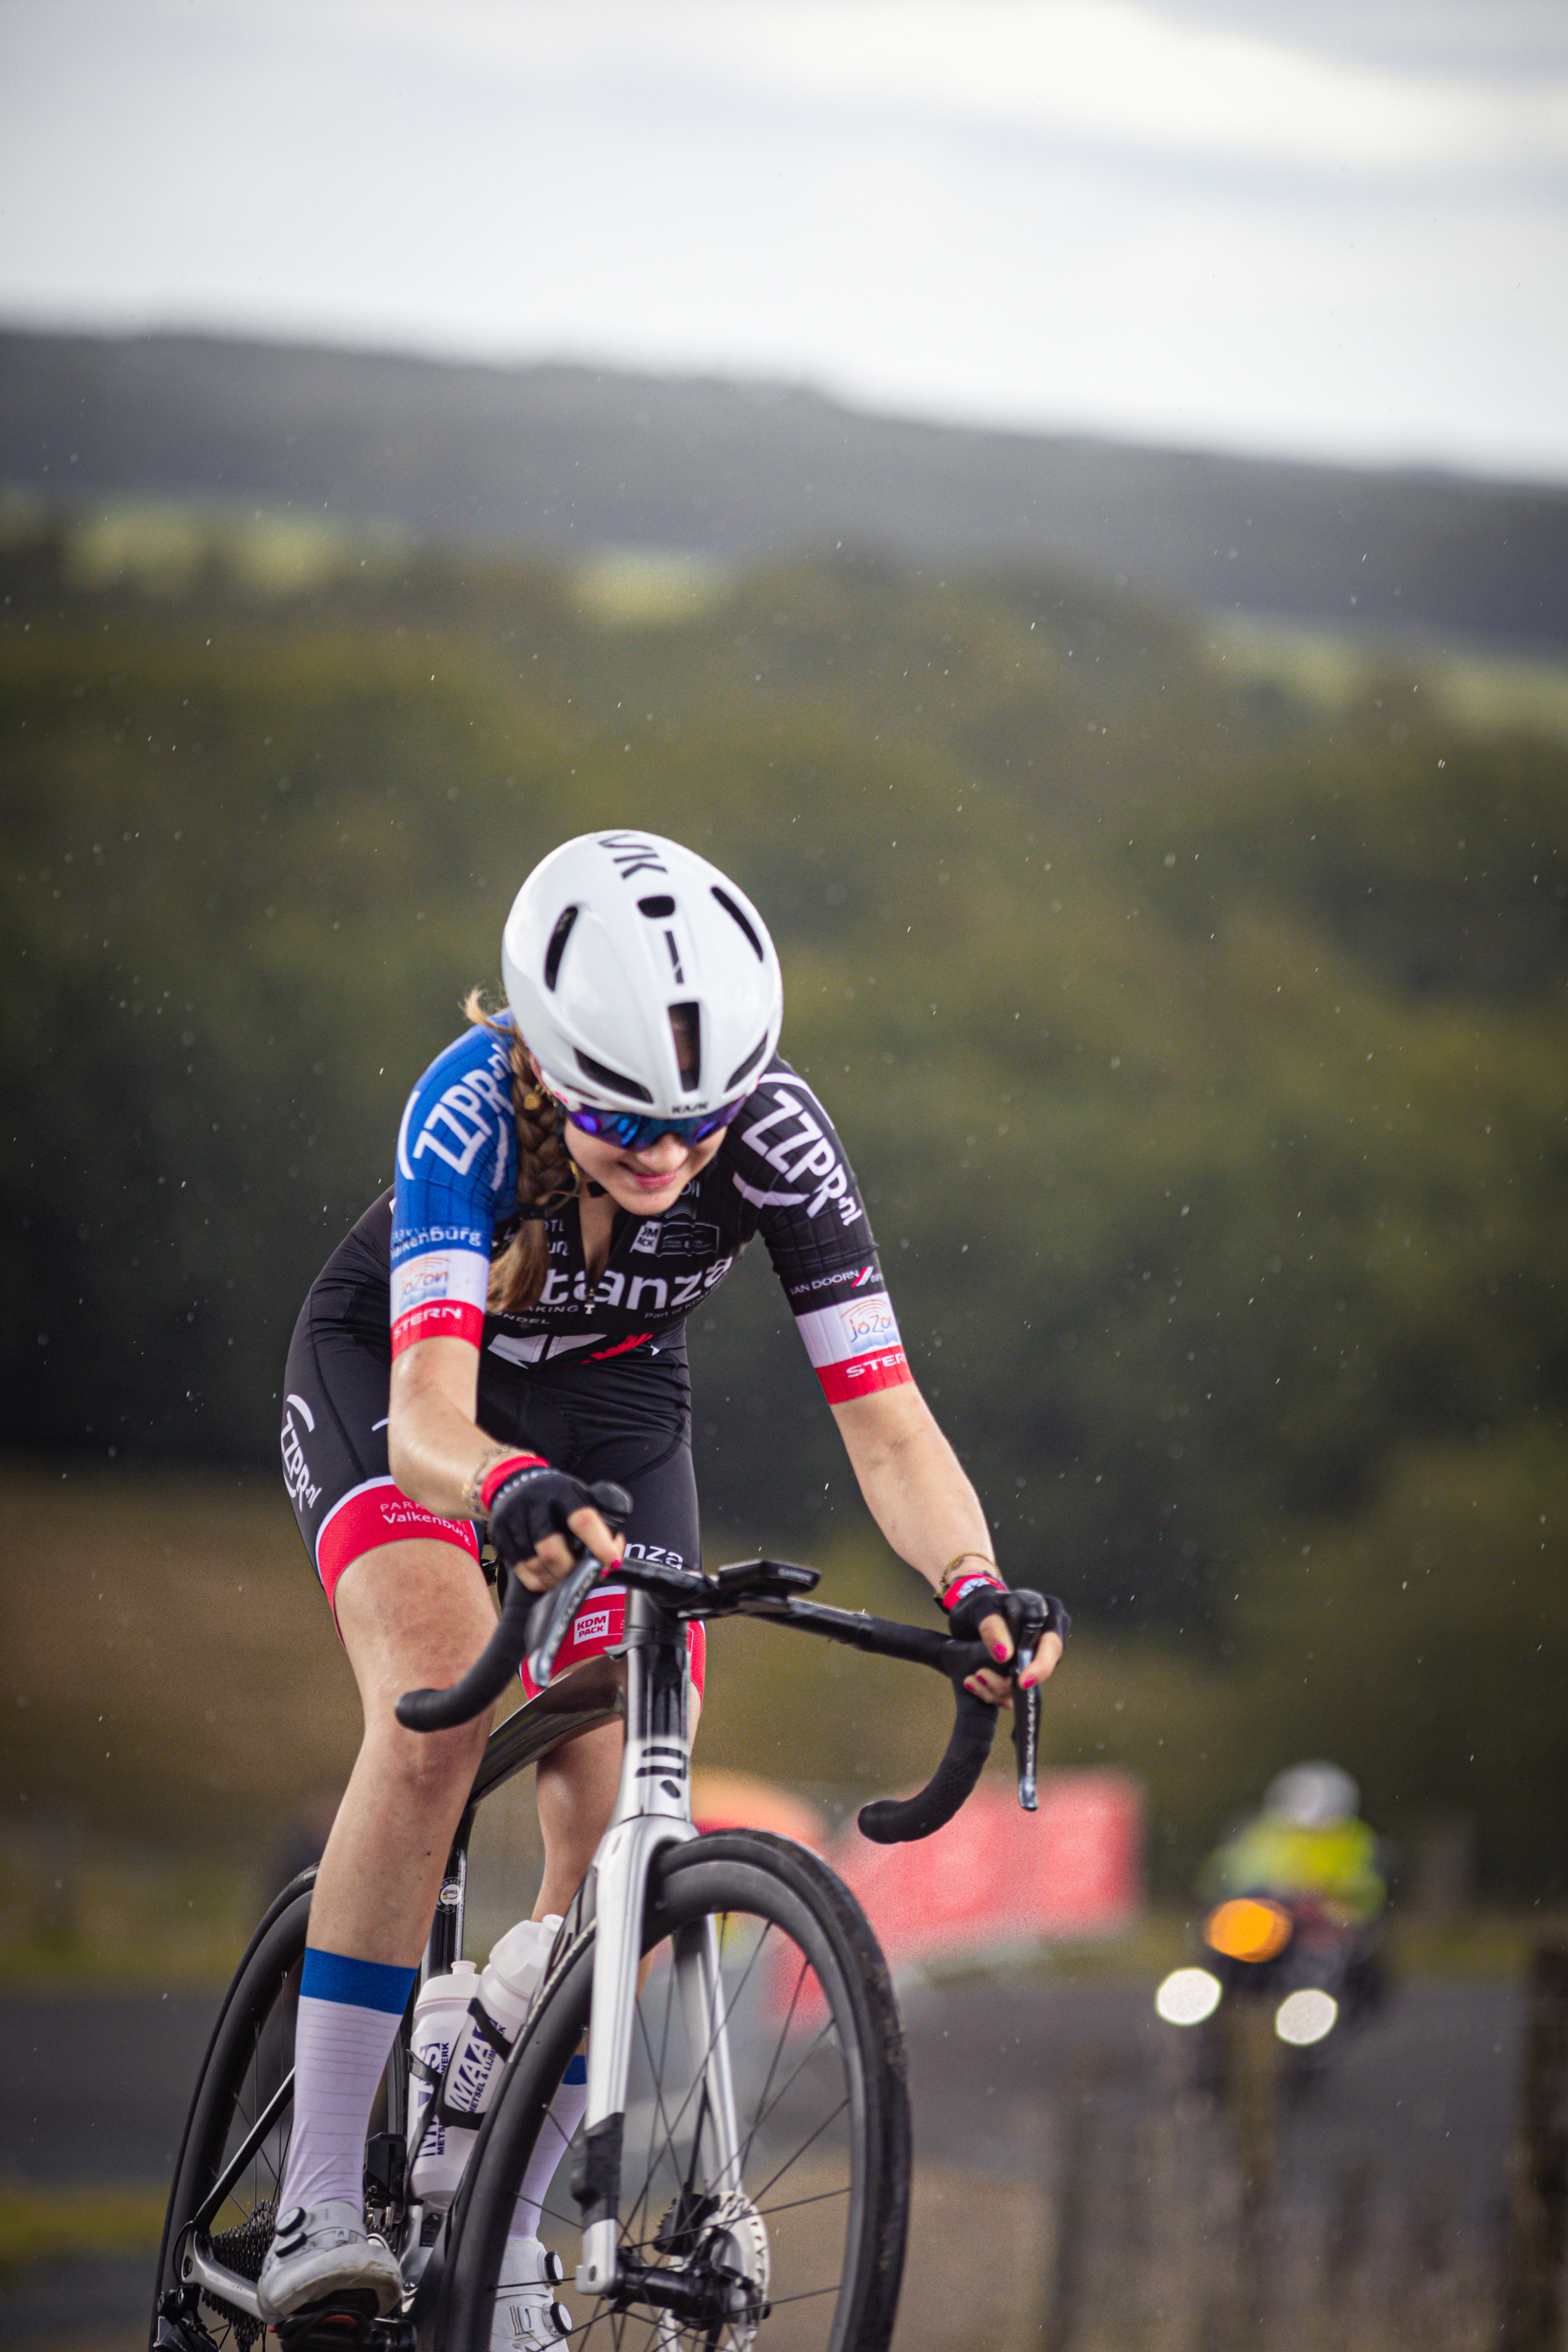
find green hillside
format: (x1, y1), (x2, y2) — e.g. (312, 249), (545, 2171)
(4, 504), (1566, 1889)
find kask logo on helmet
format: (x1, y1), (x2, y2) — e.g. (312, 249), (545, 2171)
(597, 833), (668, 880)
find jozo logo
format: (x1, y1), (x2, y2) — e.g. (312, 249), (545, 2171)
(838, 1296), (896, 1348)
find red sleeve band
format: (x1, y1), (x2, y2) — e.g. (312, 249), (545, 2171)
(479, 1452), (549, 1516)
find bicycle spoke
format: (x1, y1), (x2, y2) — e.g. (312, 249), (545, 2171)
(749, 2089), (853, 2211)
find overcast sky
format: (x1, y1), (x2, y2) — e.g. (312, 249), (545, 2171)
(3, 0), (1566, 480)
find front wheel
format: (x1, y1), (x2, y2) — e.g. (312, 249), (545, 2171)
(444, 1831), (911, 2352)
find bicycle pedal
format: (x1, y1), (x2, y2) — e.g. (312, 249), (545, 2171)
(270, 2293), (383, 2346)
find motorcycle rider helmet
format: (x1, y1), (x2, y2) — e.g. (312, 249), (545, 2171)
(1261, 1761), (1360, 1829)
(501, 830), (784, 1120)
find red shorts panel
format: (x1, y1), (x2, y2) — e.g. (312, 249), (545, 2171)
(315, 1475), (481, 1624)
(521, 1582), (706, 1701)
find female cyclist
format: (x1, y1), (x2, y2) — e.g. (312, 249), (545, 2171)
(260, 829), (1062, 2343)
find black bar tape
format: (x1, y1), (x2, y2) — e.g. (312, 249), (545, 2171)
(857, 1686), (999, 1843)
(395, 1570), (536, 1731)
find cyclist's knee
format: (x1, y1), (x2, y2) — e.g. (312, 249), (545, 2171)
(363, 1704), (491, 1799)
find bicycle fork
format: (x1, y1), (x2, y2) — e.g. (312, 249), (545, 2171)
(575, 1593), (745, 2301)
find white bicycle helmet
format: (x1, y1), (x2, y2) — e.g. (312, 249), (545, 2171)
(501, 831), (784, 1119)
(1261, 1762), (1360, 1829)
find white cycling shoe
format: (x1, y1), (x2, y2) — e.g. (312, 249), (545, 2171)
(491, 2238), (572, 2350)
(256, 2199), (405, 2321)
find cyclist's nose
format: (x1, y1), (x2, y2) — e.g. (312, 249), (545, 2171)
(627, 1134), (688, 1173)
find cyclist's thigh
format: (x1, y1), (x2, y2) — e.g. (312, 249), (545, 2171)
(281, 1293), (482, 1634)
(332, 1537), (499, 1718)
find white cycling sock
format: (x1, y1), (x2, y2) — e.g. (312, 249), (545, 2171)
(509, 2054), (589, 2246)
(278, 1948), (416, 2217)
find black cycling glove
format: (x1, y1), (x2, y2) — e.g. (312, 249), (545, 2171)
(935, 1560), (1011, 1641)
(480, 1451), (603, 1571)
(935, 1564), (1072, 1652)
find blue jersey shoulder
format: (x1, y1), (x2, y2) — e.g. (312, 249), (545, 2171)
(391, 1021), (517, 1266)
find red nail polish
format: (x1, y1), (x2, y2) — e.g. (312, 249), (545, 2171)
(992, 1642), (1009, 1661)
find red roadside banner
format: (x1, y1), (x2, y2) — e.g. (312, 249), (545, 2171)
(828, 1770), (1144, 1969)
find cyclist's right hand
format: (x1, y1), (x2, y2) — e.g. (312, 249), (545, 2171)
(481, 1453), (625, 1590)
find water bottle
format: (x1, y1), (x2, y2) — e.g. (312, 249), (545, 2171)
(408, 1959), (479, 2207)
(407, 1918), (563, 2206)
(443, 1915), (563, 2125)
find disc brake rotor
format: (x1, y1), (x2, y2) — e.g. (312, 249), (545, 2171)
(651, 2187), (771, 2347)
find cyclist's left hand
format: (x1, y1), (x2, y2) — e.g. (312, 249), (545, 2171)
(965, 1614), (1063, 1708)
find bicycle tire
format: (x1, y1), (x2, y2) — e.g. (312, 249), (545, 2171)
(148, 1869), (410, 2352)
(443, 1830), (910, 2352)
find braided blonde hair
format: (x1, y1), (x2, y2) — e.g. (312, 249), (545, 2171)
(463, 988), (581, 1314)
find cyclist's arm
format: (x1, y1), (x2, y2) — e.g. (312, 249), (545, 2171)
(830, 1380), (1062, 1700)
(387, 1336), (619, 1583)
(387, 1333), (487, 1513)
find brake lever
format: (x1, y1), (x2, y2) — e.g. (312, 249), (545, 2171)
(1012, 1666), (1040, 1812)
(521, 1477), (633, 1691)
(1003, 1589), (1069, 1814)
(524, 1554), (603, 1691)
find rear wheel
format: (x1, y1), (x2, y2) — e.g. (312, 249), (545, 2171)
(444, 1831), (910, 2352)
(149, 1872), (409, 2351)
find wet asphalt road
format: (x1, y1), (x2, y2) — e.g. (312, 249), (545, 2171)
(0, 1976), (1523, 2344)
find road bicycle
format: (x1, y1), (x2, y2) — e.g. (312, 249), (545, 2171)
(151, 1527), (1061, 2352)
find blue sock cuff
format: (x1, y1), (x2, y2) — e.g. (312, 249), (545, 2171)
(564, 2054), (587, 2085)
(300, 1946), (417, 2015)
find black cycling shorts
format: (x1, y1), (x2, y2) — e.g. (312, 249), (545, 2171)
(280, 1258), (705, 1696)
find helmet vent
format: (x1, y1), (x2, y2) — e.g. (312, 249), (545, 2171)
(638, 895), (676, 917)
(669, 1004), (701, 1091)
(543, 905), (579, 993)
(710, 885), (764, 961)
(575, 1047), (654, 1104)
(724, 1033), (769, 1091)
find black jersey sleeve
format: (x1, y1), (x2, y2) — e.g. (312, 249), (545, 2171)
(727, 1063), (913, 1404)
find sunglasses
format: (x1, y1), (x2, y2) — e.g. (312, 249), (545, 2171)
(550, 1091), (747, 1153)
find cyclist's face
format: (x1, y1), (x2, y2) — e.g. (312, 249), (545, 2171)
(563, 1116), (727, 1212)
(524, 1051), (728, 1214)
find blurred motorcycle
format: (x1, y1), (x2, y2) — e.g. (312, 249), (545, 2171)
(1156, 1762), (1390, 2089)
(1155, 1888), (1387, 2067)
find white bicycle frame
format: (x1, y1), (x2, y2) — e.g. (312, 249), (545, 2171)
(572, 1584), (744, 2297)
(418, 1581), (746, 2307)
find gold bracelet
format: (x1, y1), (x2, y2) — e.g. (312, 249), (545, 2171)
(939, 1552), (1000, 1589)
(460, 1448), (512, 1519)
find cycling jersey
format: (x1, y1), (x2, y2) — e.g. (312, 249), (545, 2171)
(279, 1020), (910, 1674)
(387, 1019), (911, 1405)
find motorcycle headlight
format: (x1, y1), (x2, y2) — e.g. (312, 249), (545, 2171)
(1156, 1967), (1224, 2027)
(1275, 1988), (1338, 2046)
(1203, 1897), (1294, 1963)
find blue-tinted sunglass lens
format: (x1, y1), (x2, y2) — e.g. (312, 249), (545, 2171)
(572, 1099), (742, 1149)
